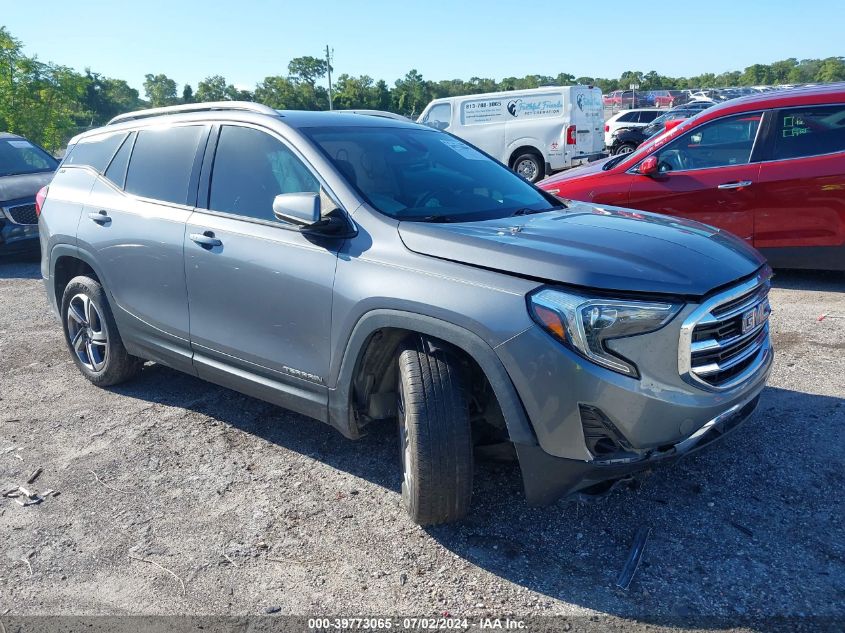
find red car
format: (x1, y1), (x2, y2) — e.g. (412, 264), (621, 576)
(651, 90), (687, 108)
(539, 85), (845, 270)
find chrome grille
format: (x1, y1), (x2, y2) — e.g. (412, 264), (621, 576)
(5, 203), (38, 225)
(679, 269), (773, 391)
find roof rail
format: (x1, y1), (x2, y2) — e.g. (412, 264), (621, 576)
(107, 101), (279, 125)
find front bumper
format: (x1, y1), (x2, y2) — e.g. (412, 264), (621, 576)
(515, 393), (760, 504)
(496, 273), (773, 505)
(1, 201), (40, 255)
(0, 220), (39, 254)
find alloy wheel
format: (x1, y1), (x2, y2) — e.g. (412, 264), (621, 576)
(66, 293), (108, 372)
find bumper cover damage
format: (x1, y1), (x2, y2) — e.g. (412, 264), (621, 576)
(516, 394), (761, 506)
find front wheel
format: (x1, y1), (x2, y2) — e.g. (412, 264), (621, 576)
(614, 143), (637, 156)
(512, 152), (545, 183)
(397, 336), (473, 525)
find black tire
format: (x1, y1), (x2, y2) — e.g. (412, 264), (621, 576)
(511, 152), (545, 183)
(614, 143), (637, 156)
(396, 336), (473, 525)
(60, 275), (142, 387)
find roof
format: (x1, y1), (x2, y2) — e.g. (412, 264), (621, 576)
(0, 132), (23, 140)
(428, 85), (593, 104)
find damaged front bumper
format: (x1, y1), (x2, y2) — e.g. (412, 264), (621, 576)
(515, 393), (761, 505)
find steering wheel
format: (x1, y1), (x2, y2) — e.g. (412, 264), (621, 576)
(415, 188), (461, 209)
(659, 148), (691, 172)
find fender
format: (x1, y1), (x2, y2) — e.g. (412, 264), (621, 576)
(327, 309), (538, 447)
(47, 243), (110, 315)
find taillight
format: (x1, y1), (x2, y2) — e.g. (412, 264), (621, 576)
(604, 124), (609, 132)
(35, 186), (48, 217)
(566, 125), (577, 145)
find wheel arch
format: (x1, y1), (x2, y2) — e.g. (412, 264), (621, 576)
(328, 309), (537, 448)
(49, 244), (108, 315)
(507, 144), (544, 168)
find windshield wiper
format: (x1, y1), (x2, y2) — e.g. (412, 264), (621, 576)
(404, 214), (460, 223)
(510, 206), (564, 217)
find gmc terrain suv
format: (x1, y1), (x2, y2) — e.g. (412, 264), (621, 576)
(38, 102), (773, 525)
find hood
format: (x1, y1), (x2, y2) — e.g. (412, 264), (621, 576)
(398, 203), (766, 297)
(540, 156), (615, 187)
(0, 171), (54, 204)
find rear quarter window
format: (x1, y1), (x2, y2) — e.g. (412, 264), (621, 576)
(62, 131), (127, 173)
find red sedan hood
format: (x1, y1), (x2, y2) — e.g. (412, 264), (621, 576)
(540, 156), (617, 188)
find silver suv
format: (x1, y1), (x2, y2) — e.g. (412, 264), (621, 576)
(38, 102), (773, 525)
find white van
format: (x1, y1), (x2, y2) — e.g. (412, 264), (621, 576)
(417, 86), (605, 182)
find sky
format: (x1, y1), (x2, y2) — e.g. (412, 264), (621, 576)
(3, 0), (844, 94)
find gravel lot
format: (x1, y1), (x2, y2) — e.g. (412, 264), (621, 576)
(1, 255), (843, 631)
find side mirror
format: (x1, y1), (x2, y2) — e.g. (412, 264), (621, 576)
(273, 192), (320, 226)
(638, 155), (659, 176)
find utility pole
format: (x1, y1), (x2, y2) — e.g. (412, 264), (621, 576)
(325, 44), (334, 111)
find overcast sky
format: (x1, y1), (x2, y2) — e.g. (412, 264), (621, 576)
(4, 0), (844, 92)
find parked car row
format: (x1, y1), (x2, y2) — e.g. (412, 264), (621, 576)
(606, 104), (714, 155)
(540, 84), (845, 271)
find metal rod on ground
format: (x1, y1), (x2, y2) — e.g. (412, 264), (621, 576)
(616, 527), (651, 590)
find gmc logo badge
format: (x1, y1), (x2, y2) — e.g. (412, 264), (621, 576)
(741, 299), (771, 334)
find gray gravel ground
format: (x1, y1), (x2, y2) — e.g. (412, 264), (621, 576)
(1, 255), (843, 632)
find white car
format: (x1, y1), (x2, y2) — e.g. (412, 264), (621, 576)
(603, 108), (663, 147)
(417, 86), (605, 182)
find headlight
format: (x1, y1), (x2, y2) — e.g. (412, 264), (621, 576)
(528, 288), (682, 377)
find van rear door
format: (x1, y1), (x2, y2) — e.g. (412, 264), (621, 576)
(570, 87), (605, 158)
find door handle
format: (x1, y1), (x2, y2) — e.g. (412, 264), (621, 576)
(189, 231), (222, 248)
(88, 210), (111, 224)
(717, 180), (753, 190)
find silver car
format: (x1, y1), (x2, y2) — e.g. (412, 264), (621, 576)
(38, 102), (772, 525)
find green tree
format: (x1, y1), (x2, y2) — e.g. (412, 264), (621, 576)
(288, 56), (329, 87)
(143, 73), (178, 107)
(182, 84), (194, 103)
(196, 74), (238, 101)
(393, 69), (430, 116)
(254, 75), (302, 109)
(816, 57), (845, 83)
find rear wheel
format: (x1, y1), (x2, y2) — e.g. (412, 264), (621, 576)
(511, 152), (544, 183)
(396, 336), (473, 525)
(61, 276), (142, 387)
(614, 143), (637, 156)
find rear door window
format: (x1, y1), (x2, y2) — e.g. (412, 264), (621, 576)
(209, 125), (320, 222)
(125, 125), (206, 205)
(771, 105), (845, 160)
(638, 110), (661, 123)
(618, 111), (638, 123)
(62, 131), (127, 173)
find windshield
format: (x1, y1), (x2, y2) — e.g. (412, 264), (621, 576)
(302, 126), (560, 221)
(0, 137), (58, 177)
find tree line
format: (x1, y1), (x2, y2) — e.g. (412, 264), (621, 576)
(2, 26), (844, 152)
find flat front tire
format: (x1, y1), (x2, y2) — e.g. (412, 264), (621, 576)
(60, 275), (142, 387)
(397, 336), (473, 525)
